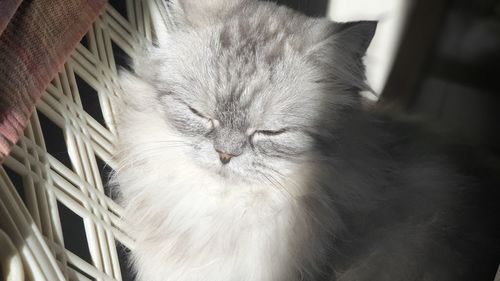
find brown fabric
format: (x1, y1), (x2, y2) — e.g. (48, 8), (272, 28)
(0, 0), (22, 35)
(0, 0), (106, 162)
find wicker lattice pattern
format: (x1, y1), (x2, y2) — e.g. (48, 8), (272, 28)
(0, 1), (168, 280)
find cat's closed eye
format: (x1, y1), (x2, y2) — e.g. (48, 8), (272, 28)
(255, 129), (287, 136)
(248, 128), (289, 144)
(187, 105), (219, 130)
(187, 105), (206, 119)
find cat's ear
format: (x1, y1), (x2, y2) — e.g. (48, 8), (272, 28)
(333, 21), (377, 57)
(151, 0), (249, 45)
(309, 21), (377, 60)
(307, 21), (377, 92)
(169, 0), (249, 27)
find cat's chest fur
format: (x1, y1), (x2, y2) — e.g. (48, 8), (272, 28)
(122, 159), (317, 281)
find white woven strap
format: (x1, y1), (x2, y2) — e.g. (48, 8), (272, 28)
(0, 0), (166, 280)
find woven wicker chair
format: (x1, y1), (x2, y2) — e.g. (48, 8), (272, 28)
(0, 0), (170, 279)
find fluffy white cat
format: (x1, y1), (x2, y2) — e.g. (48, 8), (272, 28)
(114, 1), (499, 280)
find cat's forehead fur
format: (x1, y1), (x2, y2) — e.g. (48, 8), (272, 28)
(138, 2), (350, 131)
(132, 0), (376, 133)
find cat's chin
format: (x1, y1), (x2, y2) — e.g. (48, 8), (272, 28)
(204, 164), (261, 185)
(214, 166), (247, 181)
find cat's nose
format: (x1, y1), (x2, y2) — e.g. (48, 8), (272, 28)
(215, 149), (235, 164)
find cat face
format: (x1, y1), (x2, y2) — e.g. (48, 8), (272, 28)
(120, 0), (376, 183)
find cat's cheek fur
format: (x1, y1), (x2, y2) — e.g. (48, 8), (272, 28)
(117, 71), (161, 112)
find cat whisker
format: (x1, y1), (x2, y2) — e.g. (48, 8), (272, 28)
(258, 172), (290, 202)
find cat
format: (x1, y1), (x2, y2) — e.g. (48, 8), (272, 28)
(113, 0), (500, 280)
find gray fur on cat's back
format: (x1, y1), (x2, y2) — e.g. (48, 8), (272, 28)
(115, 1), (500, 280)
